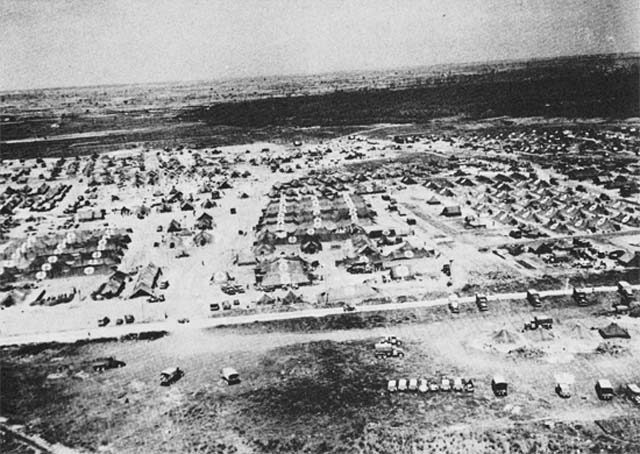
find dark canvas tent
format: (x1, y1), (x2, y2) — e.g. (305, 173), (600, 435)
(441, 205), (462, 217)
(599, 322), (630, 339)
(257, 293), (275, 305)
(282, 291), (302, 305)
(195, 212), (214, 230)
(167, 219), (182, 233)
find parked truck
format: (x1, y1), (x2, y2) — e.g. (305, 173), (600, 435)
(526, 289), (542, 308)
(374, 342), (405, 358)
(476, 293), (489, 312)
(491, 375), (508, 397)
(573, 287), (590, 306)
(92, 357), (126, 372)
(595, 379), (614, 400)
(524, 315), (553, 331)
(160, 367), (184, 386)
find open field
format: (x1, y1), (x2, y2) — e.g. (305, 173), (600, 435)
(2, 54), (637, 160)
(2, 296), (640, 453)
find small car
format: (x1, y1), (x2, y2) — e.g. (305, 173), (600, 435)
(387, 379), (398, 392)
(210, 303), (220, 311)
(177, 317), (190, 324)
(398, 379), (408, 391)
(452, 377), (464, 392)
(428, 381), (440, 392)
(440, 377), (452, 391)
(418, 378), (428, 393)
(115, 318), (124, 326)
(98, 316), (110, 327)
(124, 314), (135, 324)
(343, 303), (356, 312)
(408, 378), (418, 392)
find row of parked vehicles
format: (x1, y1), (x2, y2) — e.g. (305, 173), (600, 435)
(446, 281), (635, 314)
(98, 315), (134, 327)
(388, 376), (475, 393)
(159, 366), (241, 386)
(387, 375), (640, 403)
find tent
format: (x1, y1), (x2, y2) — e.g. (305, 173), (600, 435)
(282, 291), (302, 305)
(441, 205), (462, 217)
(193, 231), (213, 246)
(599, 322), (630, 339)
(257, 293), (275, 305)
(491, 328), (521, 344)
(167, 219), (182, 233)
(195, 212), (214, 230)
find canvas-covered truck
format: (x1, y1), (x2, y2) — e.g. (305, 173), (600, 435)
(374, 342), (405, 358)
(491, 375), (508, 397)
(221, 367), (241, 385)
(526, 289), (542, 308)
(524, 315), (553, 330)
(476, 293), (489, 312)
(626, 383), (640, 404)
(92, 357), (126, 372)
(595, 379), (614, 400)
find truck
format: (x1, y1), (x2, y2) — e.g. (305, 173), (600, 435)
(626, 383), (640, 404)
(555, 381), (572, 398)
(92, 357), (126, 372)
(595, 379), (614, 400)
(379, 336), (402, 346)
(524, 315), (553, 331)
(491, 375), (508, 397)
(160, 367), (184, 386)
(526, 289), (542, 308)
(617, 281), (633, 301)
(476, 293), (489, 312)
(343, 302), (357, 312)
(573, 287), (590, 306)
(221, 367), (241, 385)
(448, 294), (460, 314)
(374, 342), (405, 358)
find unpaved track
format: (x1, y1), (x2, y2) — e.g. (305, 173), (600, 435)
(1, 284), (636, 347)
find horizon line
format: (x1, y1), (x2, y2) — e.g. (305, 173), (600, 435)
(1, 50), (638, 95)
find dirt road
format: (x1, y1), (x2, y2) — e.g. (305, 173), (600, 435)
(1, 284), (635, 347)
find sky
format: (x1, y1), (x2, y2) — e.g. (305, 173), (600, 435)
(1, 0), (638, 90)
